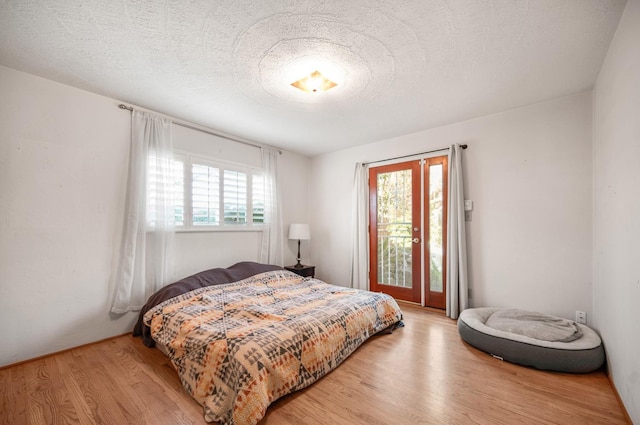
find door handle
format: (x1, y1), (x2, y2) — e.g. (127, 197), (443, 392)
(412, 238), (420, 244)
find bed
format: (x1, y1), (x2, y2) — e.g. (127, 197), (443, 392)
(135, 262), (403, 425)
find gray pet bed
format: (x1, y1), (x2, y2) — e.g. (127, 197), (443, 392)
(458, 308), (605, 373)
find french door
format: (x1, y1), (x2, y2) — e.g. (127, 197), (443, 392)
(368, 156), (448, 308)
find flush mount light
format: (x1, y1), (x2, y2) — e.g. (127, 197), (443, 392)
(290, 70), (337, 93)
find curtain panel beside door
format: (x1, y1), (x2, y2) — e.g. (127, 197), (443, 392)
(446, 143), (469, 319)
(350, 162), (369, 291)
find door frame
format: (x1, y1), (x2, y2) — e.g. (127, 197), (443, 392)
(367, 155), (449, 309)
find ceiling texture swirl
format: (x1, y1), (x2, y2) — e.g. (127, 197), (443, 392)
(0, 0), (627, 155)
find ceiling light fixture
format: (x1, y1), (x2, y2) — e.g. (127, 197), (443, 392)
(290, 70), (337, 93)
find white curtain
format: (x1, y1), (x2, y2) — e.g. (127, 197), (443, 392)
(350, 162), (369, 290)
(260, 147), (284, 265)
(111, 111), (175, 314)
(446, 144), (469, 319)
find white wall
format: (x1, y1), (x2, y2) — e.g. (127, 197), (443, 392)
(593, 0), (640, 422)
(310, 92), (593, 322)
(0, 65), (310, 366)
(0, 65), (134, 367)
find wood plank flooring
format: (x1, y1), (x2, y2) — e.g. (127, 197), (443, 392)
(0, 304), (629, 424)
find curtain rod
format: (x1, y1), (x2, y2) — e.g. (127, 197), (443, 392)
(118, 103), (282, 154)
(362, 144), (467, 166)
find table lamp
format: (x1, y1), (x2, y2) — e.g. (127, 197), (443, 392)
(288, 224), (310, 268)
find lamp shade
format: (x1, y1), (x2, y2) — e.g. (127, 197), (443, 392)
(288, 224), (310, 240)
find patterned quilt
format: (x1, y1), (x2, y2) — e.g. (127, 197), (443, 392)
(144, 269), (403, 425)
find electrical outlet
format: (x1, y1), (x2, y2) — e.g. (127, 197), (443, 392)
(575, 311), (587, 324)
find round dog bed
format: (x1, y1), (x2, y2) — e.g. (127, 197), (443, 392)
(458, 308), (605, 373)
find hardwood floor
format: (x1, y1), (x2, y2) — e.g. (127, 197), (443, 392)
(0, 304), (628, 424)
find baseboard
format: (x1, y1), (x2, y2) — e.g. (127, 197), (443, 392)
(0, 332), (131, 371)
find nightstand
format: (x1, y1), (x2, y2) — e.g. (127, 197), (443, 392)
(285, 265), (315, 278)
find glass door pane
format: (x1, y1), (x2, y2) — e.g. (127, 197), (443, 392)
(428, 164), (443, 293)
(377, 169), (413, 288)
(423, 156), (448, 309)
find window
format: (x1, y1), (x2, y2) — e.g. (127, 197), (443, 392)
(164, 152), (265, 231)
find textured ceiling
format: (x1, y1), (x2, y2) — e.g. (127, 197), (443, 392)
(0, 0), (627, 156)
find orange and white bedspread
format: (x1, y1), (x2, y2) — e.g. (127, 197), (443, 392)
(144, 269), (403, 425)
